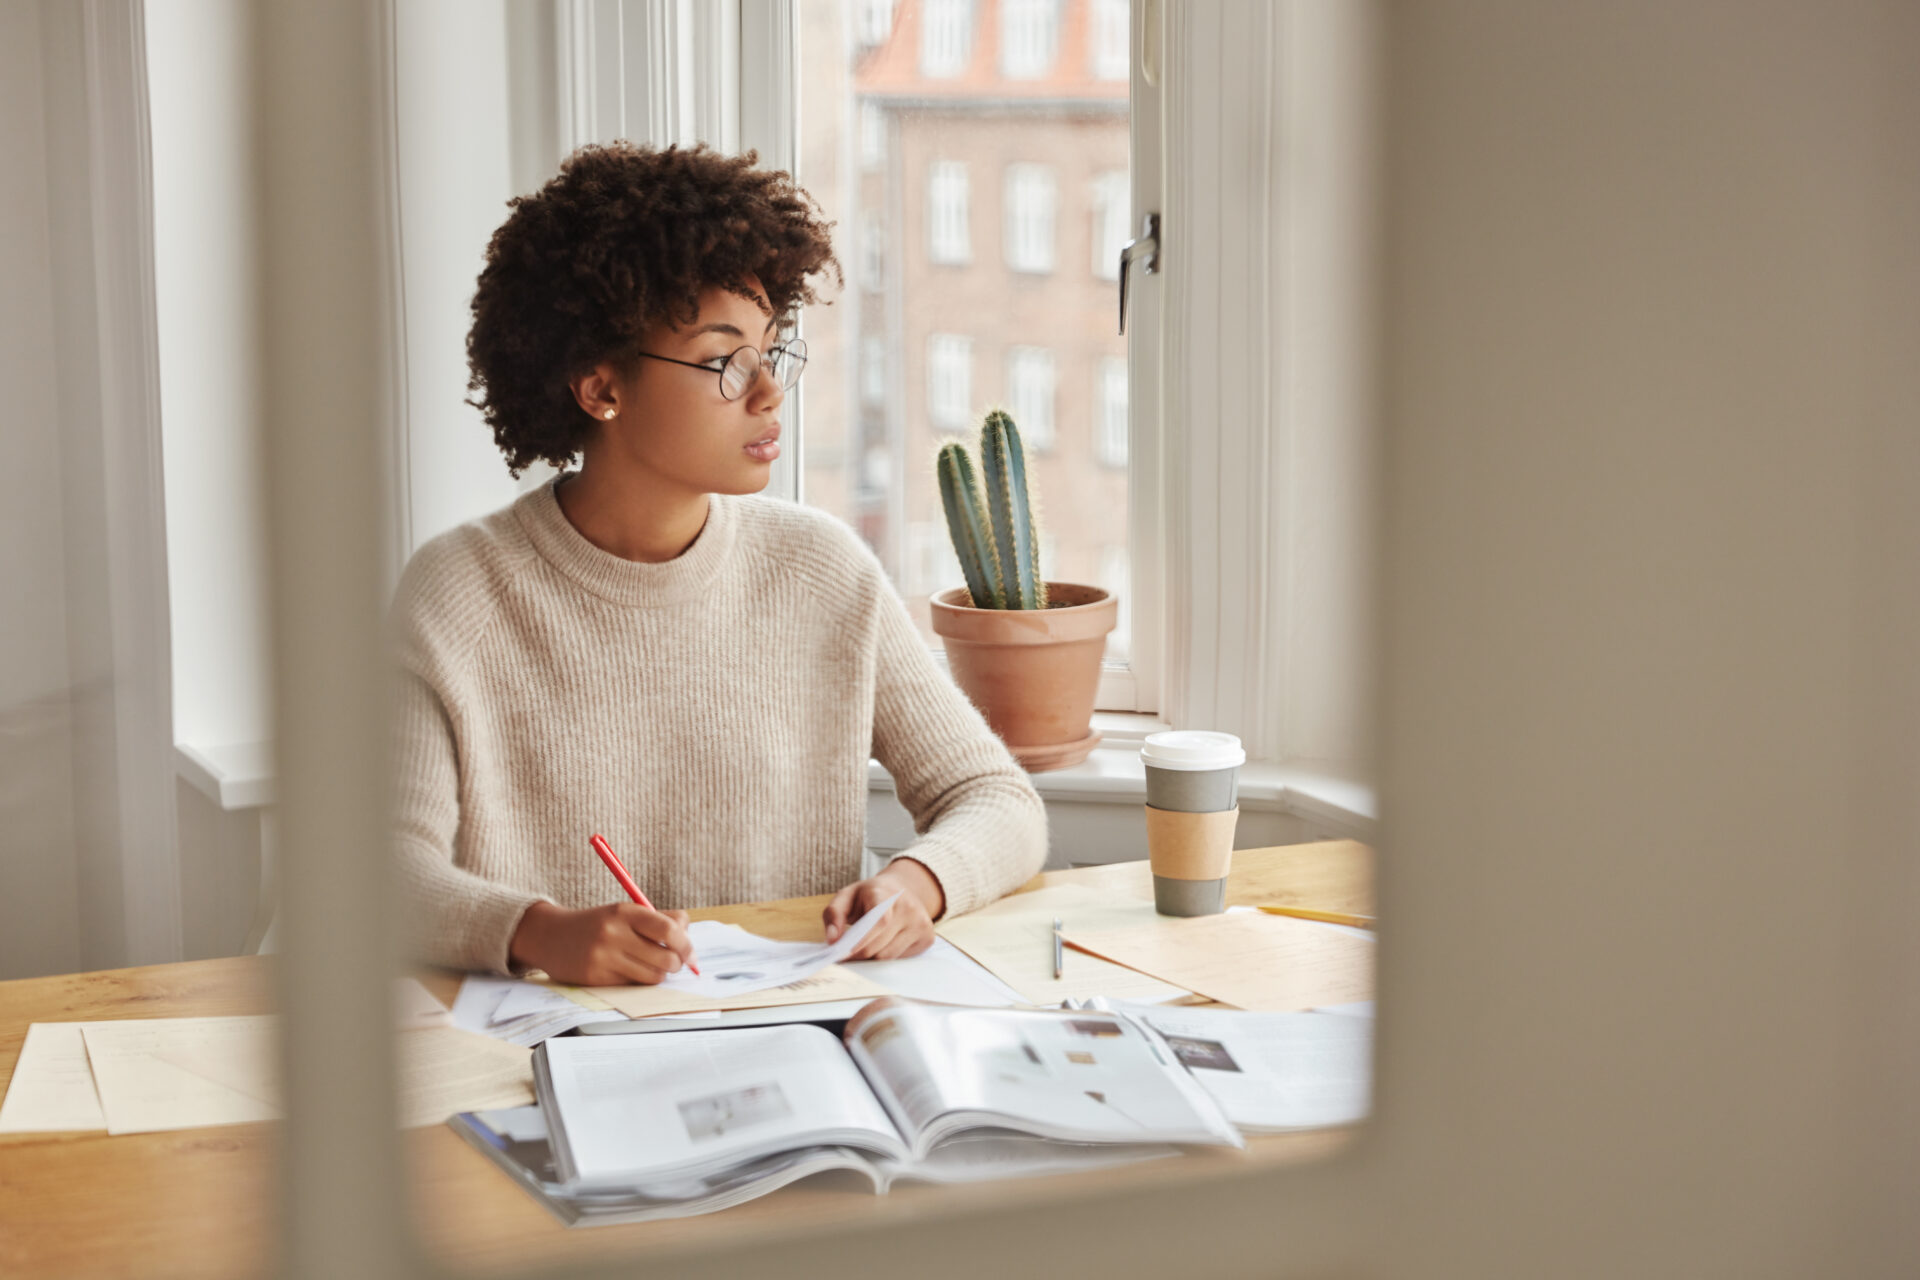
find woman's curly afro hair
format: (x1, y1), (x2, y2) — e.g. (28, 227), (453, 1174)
(466, 142), (841, 477)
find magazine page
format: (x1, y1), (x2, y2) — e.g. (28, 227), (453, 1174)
(1106, 1001), (1373, 1132)
(539, 1023), (907, 1188)
(894, 1132), (1179, 1184)
(451, 1107), (884, 1226)
(842, 1000), (1242, 1155)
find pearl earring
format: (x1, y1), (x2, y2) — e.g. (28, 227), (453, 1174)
(602, 409), (616, 420)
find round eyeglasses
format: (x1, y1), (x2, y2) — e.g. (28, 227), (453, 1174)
(632, 338), (808, 401)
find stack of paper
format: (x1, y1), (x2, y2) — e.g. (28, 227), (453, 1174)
(585, 896), (902, 1019)
(451, 977), (627, 1047)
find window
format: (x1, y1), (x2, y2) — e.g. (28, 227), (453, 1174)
(861, 209), (886, 292)
(1090, 0), (1129, 81)
(919, 0), (973, 78)
(857, 0), (895, 48)
(860, 103), (888, 169)
(1000, 0), (1058, 80)
(1003, 163), (1056, 274)
(927, 334), (974, 431)
(1091, 169), (1128, 280)
(798, 0), (1136, 704)
(1100, 544), (1132, 661)
(861, 335), (887, 406)
(1097, 357), (1127, 467)
(905, 520), (966, 601)
(1004, 346), (1056, 452)
(927, 161), (970, 264)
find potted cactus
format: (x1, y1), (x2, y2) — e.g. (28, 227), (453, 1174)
(930, 410), (1117, 771)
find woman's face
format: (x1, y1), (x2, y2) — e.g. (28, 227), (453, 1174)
(583, 275), (787, 496)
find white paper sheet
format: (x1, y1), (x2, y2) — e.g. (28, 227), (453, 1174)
(1108, 1002), (1373, 1131)
(655, 893), (900, 999)
(81, 1015), (281, 1135)
(625, 937), (1029, 1028)
(452, 976), (627, 1047)
(0, 1022), (109, 1132)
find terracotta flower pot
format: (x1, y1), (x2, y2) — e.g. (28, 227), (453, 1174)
(929, 582), (1117, 772)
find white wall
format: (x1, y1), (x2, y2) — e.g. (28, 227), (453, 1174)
(147, 0), (272, 754)
(0, 0), (83, 978)
(391, 0), (537, 561)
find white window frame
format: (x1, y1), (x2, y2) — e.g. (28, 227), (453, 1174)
(1005, 345), (1057, 452)
(926, 332), (974, 432)
(919, 0), (974, 78)
(856, 0), (895, 48)
(860, 333), (888, 406)
(1089, 0), (1130, 81)
(999, 0), (1059, 80)
(1002, 162), (1057, 274)
(1096, 356), (1128, 468)
(861, 208), (886, 292)
(859, 100), (888, 169)
(927, 159), (971, 265)
(1091, 168), (1128, 279)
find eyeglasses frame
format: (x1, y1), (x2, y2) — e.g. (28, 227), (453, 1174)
(630, 339), (808, 402)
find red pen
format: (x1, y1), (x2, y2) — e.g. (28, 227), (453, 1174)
(589, 834), (699, 976)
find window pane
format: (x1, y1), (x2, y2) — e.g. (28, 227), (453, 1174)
(797, 0), (1131, 666)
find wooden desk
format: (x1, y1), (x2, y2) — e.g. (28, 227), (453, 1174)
(0, 842), (1372, 1279)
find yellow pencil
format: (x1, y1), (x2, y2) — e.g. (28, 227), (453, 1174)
(1256, 905), (1376, 929)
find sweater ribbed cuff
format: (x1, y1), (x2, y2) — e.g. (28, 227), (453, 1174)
(465, 889), (550, 977)
(888, 837), (993, 920)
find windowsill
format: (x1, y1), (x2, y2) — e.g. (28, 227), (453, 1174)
(868, 716), (1378, 837)
(175, 741), (276, 811)
(180, 721), (1377, 836)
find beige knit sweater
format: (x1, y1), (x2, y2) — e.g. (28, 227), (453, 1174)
(388, 476), (1049, 974)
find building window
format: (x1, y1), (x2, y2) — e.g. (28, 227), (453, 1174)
(1091, 170), (1129, 280)
(999, 0), (1058, 80)
(919, 0), (973, 78)
(860, 102), (888, 169)
(1099, 544), (1131, 661)
(857, 0), (895, 48)
(1090, 0), (1129, 81)
(906, 521), (966, 601)
(1097, 357), (1128, 467)
(928, 333), (974, 431)
(1003, 163), (1056, 274)
(928, 161), (971, 265)
(861, 209), (886, 292)
(1005, 346), (1056, 452)
(861, 334), (887, 407)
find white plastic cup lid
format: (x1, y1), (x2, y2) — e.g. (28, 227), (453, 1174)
(1139, 730), (1246, 772)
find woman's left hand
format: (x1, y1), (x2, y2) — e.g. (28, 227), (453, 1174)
(823, 857), (946, 960)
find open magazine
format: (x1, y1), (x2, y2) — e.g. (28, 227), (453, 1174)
(450, 1105), (1179, 1227)
(526, 998), (1241, 1202)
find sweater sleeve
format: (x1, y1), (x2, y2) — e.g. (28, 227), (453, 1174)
(867, 573), (1049, 918)
(390, 666), (548, 974)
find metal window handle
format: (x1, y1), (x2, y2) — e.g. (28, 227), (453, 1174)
(1118, 212), (1160, 336)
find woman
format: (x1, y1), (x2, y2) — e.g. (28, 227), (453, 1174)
(389, 142), (1047, 985)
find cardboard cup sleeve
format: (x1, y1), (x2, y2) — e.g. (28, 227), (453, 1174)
(1143, 805), (1239, 881)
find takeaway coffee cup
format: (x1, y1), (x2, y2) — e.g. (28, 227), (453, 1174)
(1140, 731), (1246, 916)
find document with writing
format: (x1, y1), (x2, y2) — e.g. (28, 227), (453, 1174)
(585, 896), (901, 1019)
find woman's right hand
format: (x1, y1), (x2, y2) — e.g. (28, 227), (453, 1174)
(508, 900), (697, 986)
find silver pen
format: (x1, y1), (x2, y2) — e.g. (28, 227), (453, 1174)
(1052, 916), (1064, 980)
